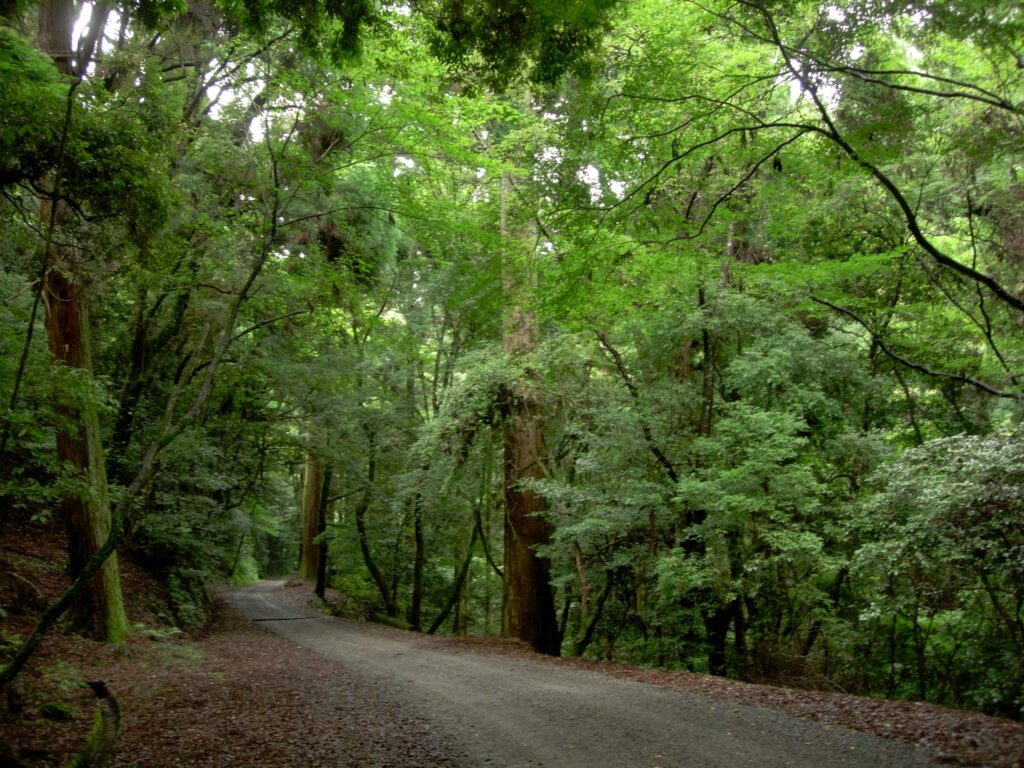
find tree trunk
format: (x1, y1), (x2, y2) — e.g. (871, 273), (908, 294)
(109, 276), (193, 483)
(43, 272), (128, 645)
(409, 491), (425, 630)
(36, 0), (129, 646)
(455, 557), (471, 636)
(427, 523), (478, 635)
(573, 542), (591, 630)
(314, 468), (332, 600)
(499, 172), (559, 656)
(41, 266), (129, 642)
(299, 454), (322, 581)
(574, 568), (615, 657)
(698, 286), (715, 439)
(354, 428), (397, 616)
(704, 601), (736, 676)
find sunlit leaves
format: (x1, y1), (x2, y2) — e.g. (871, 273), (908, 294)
(0, 28), (68, 186)
(852, 433), (1024, 713)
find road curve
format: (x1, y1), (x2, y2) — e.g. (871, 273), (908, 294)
(226, 579), (937, 768)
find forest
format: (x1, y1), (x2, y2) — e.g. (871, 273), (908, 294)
(1, 0), (1023, 724)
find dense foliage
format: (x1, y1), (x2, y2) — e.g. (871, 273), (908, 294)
(2, 0), (1023, 719)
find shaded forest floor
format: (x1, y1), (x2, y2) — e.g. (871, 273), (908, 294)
(1, 517), (465, 767)
(3, 518), (1024, 768)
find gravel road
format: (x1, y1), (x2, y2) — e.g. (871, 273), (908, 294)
(226, 579), (939, 768)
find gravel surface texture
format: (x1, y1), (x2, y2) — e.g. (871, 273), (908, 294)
(229, 578), (945, 768)
(3, 555), (1023, 768)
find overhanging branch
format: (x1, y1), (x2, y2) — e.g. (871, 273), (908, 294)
(811, 295), (1024, 400)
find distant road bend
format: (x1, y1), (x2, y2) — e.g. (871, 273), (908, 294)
(227, 579), (937, 768)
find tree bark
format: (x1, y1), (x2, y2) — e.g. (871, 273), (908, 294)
(43, 266), (129, 643)
(573, 542), (591, 629)
(698, 287), (715, 439)
(574, 568), (615, 657)
(409, 491), (425, 630)
(35, 0), (129, 641)
(299, 454), (323, 581)
(314, 468), (332, 600)
(704, 600), (737, 676)
(354, 428), (397, 616)
(427, 523), (478, 635)
(499, 169), (559, 656)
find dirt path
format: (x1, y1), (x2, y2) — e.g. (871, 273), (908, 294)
(227, 579), (938, 768)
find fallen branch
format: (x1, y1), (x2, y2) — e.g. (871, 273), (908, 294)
(69, 681), (122, 768)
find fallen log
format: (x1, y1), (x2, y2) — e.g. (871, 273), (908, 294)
(69, 681), (121, 768)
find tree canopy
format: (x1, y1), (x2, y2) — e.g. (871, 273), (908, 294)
(2, 0), (1024, 719)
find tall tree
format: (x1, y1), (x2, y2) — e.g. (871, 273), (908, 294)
(500, 172), (559, 655)
(35, 0), (129, 643)
(299, 453), (324, 581)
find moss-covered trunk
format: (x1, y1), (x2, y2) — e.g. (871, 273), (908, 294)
(42, 266), (129, 643)
(35, 0), (126, 642)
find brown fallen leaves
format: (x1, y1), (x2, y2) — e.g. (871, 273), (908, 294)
(2, 599), (467, 768)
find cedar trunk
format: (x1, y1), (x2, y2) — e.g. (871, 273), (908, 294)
(35, 0), (128, 645)
(299, 454), (323, 581)
(501, 407), (559, 655)
(43, 267), (129, 643)
(314, 468), (332, 599)
(409, 492), (425, 630)
(500, 244), (559, 654)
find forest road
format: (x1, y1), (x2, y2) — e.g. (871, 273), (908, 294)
(226, 579), (939, 768)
